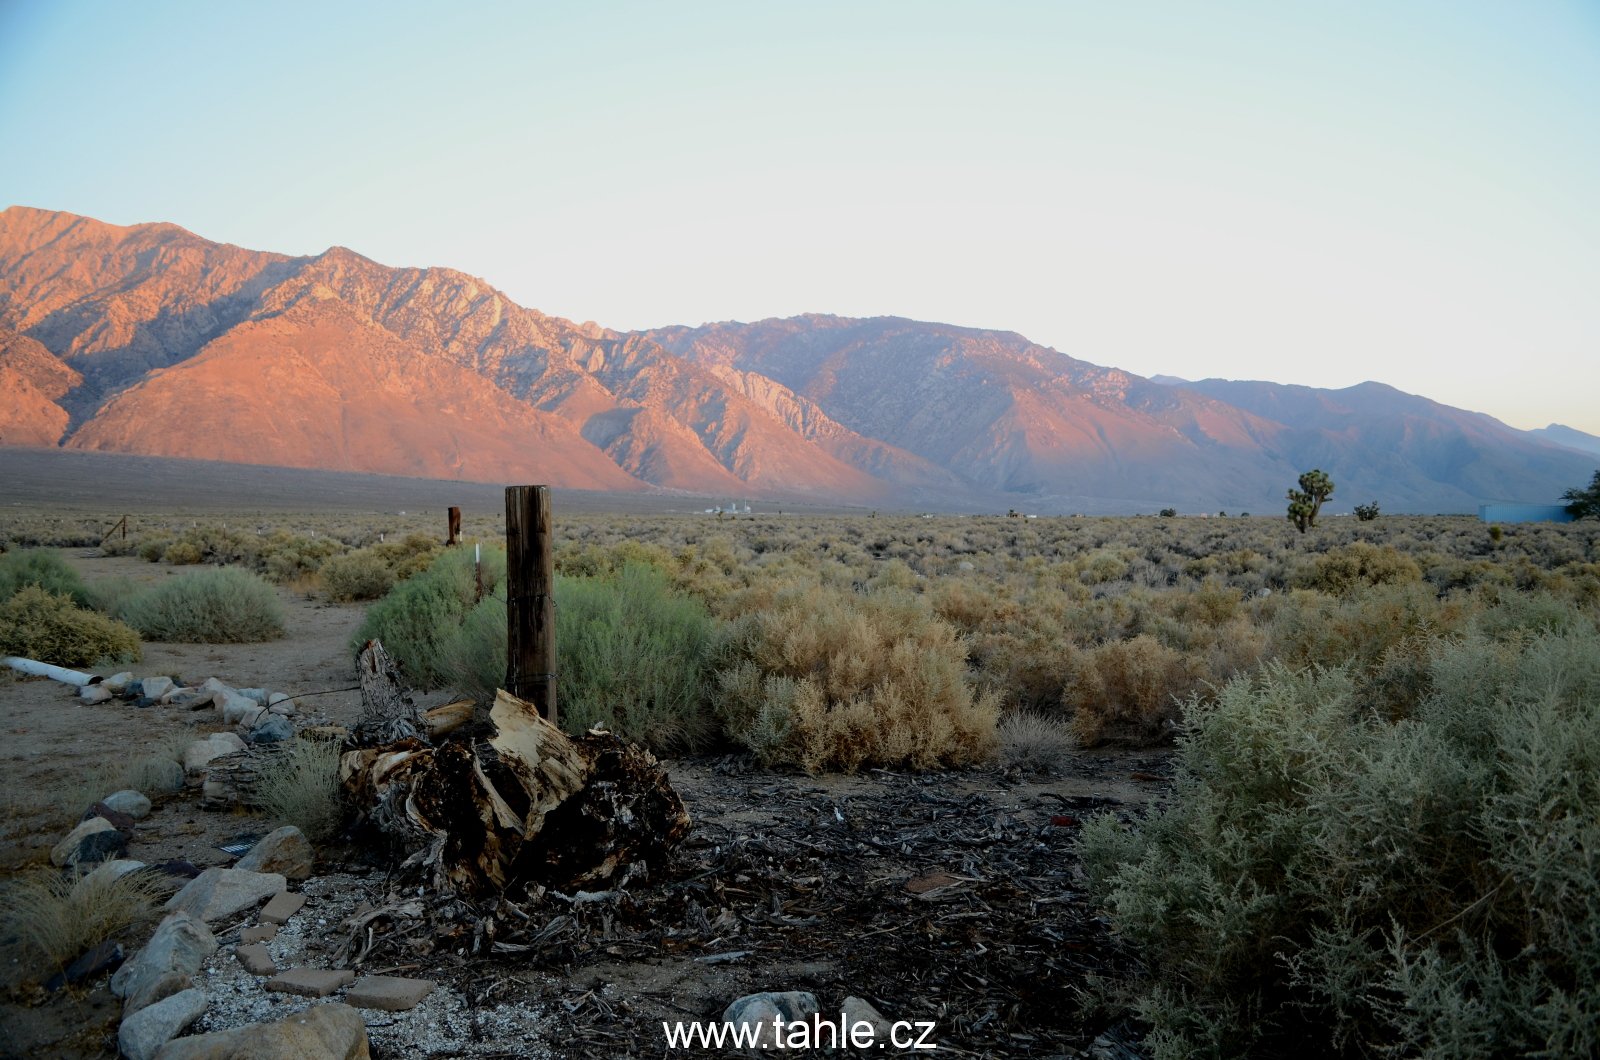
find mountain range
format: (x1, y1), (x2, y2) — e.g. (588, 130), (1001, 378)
(1, 206), (1594, 513)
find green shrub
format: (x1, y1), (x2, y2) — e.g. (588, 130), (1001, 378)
(0, 549), (88, 606)
(1079, 623), (1600, 1059)
(320, 549), (396, 602)
(253, 739), (344, 842)
(162, 541), (202, 565)
(136, 537), (172, 562)
(0, 586), (141, 667)
(353, 544), (501, 689)
(107, 566), (284, 643)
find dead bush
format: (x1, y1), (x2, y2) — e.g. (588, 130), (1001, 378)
(712, 585), (999, 772)
(0, 585), (141, 667)
(1067, 634), (1200, 746)
(998, 712), (1075, 772)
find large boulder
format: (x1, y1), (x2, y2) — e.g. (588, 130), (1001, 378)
(118, 987), (208, 1060)
(141, 677), (174, 701)
(50, 817), (117, 867)
(165, 869), (286, 922)
(183, 733), (246, 774)
(218, 693), (261, 726)
(153, 1002), (369, 1060)
(102, 789), (153, 818)
(111, 912), (217, 1006)
(234, 826), (313, 880)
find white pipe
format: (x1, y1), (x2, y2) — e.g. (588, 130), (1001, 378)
(4, 657), (95, 686)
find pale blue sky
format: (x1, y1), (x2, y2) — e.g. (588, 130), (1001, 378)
(3, 1), (1598, 434)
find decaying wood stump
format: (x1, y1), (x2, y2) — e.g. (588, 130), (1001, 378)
(350, 639), (429, 747)
(340, 688), (691, 897)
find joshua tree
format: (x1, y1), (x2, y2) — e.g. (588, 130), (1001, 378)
(1563, 471), (1600, 520)
(1287, 469), (1334, 533)
(1354, 501), (1380, 522)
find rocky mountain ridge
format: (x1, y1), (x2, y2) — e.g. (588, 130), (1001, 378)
(1, 206), (1591, 511)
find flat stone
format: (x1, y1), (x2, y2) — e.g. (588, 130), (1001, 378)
(118, 987), (207, 1060)
(165, 869), (286, 922)
(240, 924), (278, 944)
(235, 826), (313, 880)
(345, 975), (436, 1011)
(104, 671), (135, 693)
(111, 912), (217, 1002)
(80, 683), (114, 703)
(153, 1002), (369, 1060)
(259, 890), (307, 924)
(165, 687), (212, 708)
(101, 789), (152, 818)
(83, 859), (146, 886)
(45, 939), (122, 991)
(265, 967), (354, 997)
(722, 991), (821, 1053)
(51, 817), (115, 866)
(141, 677), (174, 701)
(234, 943), (276, 976)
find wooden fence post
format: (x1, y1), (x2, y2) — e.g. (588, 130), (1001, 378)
(504, 485), (556, 724)
(447, 506), (461, 546)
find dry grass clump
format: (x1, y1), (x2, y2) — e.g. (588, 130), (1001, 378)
(2, 866), (163, 967)
(713, 585), (999, 772)
(0, 585), (141, 667)
(105, 566), (285, 643)
(997, 712), (1075, 772)
(253, 738), (344, 842)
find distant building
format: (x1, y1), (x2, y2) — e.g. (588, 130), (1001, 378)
(1479, 504), (1574, 524)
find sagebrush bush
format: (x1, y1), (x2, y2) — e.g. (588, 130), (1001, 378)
(254, 738), (344, 842)
(1067, 634), (1201, 746)
(1296, 542), (1422, 595)
(0, 548), (89, 606)
(2, 866), (162, 967)
(106, 566), (285, 643)
(712, 585), (999, 772)
(319, 549), (395, 602)
(354, 544), (503, 689)
(1079, 621), (1600, 1060)
(0, 586), (141, 667)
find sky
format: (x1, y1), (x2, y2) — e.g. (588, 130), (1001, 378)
(3, 1), (1598, 435)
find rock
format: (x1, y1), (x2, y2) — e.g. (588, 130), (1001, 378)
(141, 757), (187, 792)
(83, 859), (146, 886)
(51, 817), (116, 866)
(126, 679), (144, 696)
(345, 975), (435, 1011)
(142, 677), (174, 701)
(111, 912), (217, 1001)
(234, 943), (276, 976)
(219, 692), (260, 725)
(44, 939), (122, 991)
(234, 826), (312, 880)
(248, 714), (295, 744)
(841, 996), (894, 1047)
(958, 561), (975, 571)
(84, 801), (137, 833)
(183, 733), (245, 774)
(105, 671), (135, 693)
(165, 869), (286, 922)
(722, 991), (821, 1052)
(268, 702), (296, 716)
(125, 970), (193, 1018)
(166, 687), (213, 709)
(153, 1002), (369, 1060)
(259, 890), (307, 924)
(133, 696), (157, 708)
(199, 677), (229, 694)
(118, 987), (207, 1060)
(236, 688), (270, 705)
(240, 924), (278, 944)
(101, 789), (153, 818)
(72, 828), (130, 865)
(265, 967), (354, 997)
(80, 683), (114, 703)
(156, 859), (203, 879)
(267, 692), (290, 705)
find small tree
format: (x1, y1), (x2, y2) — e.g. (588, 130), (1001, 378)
(1563, 470), (1600, 520)
(1354, 501), (1380, 522)
(1159, 508), (1177, 518)
(1286, 469), (1334, 534)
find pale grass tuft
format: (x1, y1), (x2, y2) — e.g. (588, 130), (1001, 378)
(253, 738), (344, 842)
(2, 865), (163, 967)
(998, 712), (1076, 772)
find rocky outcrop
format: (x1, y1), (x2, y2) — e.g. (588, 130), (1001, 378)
(0, 328), (80, 444)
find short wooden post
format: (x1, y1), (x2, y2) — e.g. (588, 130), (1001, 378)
(447, 506), (461, 546)
(505, 486), (556, 724)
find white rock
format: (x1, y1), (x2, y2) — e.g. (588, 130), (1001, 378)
(80, 684), (114, 703)
(117, 987), (207, 1060)
(199, 677), (229, 694)
(267, 692), (290, 705)
(142, 677), (174, 700)
(83, 859), (146, 885)
(237, 706), (267, 730)
(112, 912), (217, 1001)
(164, 868), (286, 922)
(51, 818), (116, 867)
(268, 702), (295, 716)
(218, 692), (259, 725)
(722, 992), (821, 1053)
(181, 733), (245, 774)
(235, 688), (269, 705)
(101, 789), (152, 818)
(104, 671), (135, 693)
(841, 996), (894, 1048)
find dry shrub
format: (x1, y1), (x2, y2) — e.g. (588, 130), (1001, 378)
(0, 585), (141, 667)
(2, 866), (163, 968)
(998, 712), (1075, 772)
(1269, 583), (1473, 675)
(319, 549), (395, 602)
(713, 586), (999, 772)
(106, 566), (285, 643)
(253, 738), (344, 842)
(1068, 634), (1200, 746)
(1298, 542), (1422, 596)
(162, 541), (202, 565)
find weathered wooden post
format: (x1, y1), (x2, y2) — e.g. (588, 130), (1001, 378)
(505, 486), (556, 724)
(447, 506), (461, 546)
